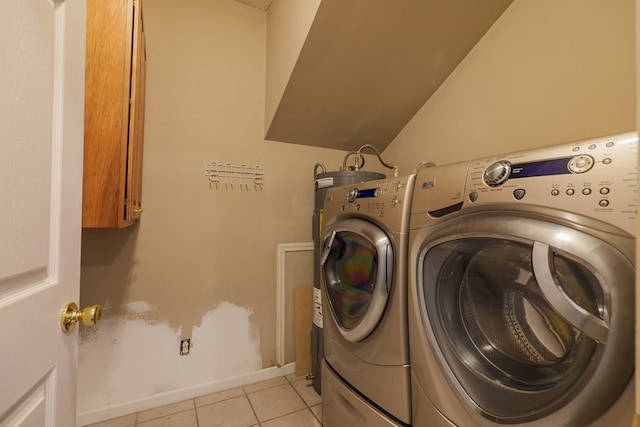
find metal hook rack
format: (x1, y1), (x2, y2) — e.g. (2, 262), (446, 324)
(204, 161), (265, 191)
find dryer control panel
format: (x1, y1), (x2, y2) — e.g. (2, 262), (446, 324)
(466, 132), (638, 236)
(323, 175), (415, 232)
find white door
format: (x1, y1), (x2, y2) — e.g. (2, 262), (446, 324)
(0, 0), (86, 426)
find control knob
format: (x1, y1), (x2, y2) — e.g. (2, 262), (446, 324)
(483, 160), (512, 187)
(347, 188), (359, 203)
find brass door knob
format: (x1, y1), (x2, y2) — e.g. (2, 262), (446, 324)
(61, 302), (101, 333)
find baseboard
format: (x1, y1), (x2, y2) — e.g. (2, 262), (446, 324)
(76, 363), (296, 426)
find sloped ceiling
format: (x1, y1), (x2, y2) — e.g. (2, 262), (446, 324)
(265, 0), (514, 152)
(234, 0), (272, 11)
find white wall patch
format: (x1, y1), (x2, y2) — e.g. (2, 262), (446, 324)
(77, 301), (262, 413)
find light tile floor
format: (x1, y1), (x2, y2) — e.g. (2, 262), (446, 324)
(83, 374), (322, 427)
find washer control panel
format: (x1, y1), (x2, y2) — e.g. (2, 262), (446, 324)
(466, 132), (638, 235)
(323, 175), (414, 231)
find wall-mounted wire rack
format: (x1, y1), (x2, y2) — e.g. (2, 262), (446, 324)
(204, 162), (265, 191)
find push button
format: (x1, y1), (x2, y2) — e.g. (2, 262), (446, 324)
(513, 189), (526, 200)
(469, 192), (478, 202)
(568, 155), (594, 173)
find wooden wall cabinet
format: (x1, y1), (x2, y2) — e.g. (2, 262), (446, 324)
(83, 0), (146, 228)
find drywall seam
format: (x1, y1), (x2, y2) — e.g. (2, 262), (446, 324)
(276, 242), (313, 366)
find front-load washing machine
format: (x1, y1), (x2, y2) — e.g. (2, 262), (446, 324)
(321, 175), (415, 426)
(408, 132), (636, 426)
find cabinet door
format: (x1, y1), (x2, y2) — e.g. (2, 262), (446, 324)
(127, 0), (146, 222)
(83, 0), (146, 228)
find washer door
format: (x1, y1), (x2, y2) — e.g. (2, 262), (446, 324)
(418, 216), (634, 425)
(321, 218), (393, 343)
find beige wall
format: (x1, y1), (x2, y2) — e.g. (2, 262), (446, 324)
(77, 0), (637, 418)
(265, 0), (321, 131)
(78, 0), (348, 414)
(383, 0), (636, 170)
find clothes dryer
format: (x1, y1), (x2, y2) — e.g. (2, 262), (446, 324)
(311, 164), (386, 394)
(321, 175), (415, 426)
(408, 133), (636, 427)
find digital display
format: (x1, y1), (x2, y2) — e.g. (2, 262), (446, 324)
(509, 157), (572, 179)
(356, 189), (378, 198)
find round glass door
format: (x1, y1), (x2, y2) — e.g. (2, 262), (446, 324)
(418, 218), (634, 425)
(322, 218), (392, 343)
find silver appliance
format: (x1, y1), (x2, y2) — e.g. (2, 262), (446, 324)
(312, 163), (386, 394)
(321, 175), (415, 426)
(408, 132), (637, 426)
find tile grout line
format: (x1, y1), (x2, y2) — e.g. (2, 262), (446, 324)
(287, 375), (322, 424)
(288, 376), (311, 409)
(136, 407), (196, 427)
(243, 383), (263, 426)
(288, 376), (322, 424)
(93, 375), (319, 427)
(135, 399), (196, 426)
(248, 377), (312, 425)
(194, 397), (200, 427)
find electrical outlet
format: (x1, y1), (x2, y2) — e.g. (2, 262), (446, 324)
(180, 338), (191, 355)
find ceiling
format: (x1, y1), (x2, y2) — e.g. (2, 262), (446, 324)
(234, 0), (272, 11)
(234, 0), (514, 152)
(264, 0), (515, 152)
